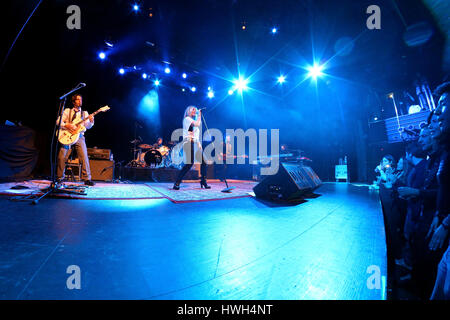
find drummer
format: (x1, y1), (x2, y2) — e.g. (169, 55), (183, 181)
(153, 137), (163, 149)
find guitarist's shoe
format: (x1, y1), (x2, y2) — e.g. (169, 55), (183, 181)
(84, 180), (95, 186)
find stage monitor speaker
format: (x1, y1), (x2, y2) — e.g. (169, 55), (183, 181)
(253, 163), (322, 200)
(89, 159), (114, 181)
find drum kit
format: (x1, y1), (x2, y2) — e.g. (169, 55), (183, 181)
(128, 140), (182, 169)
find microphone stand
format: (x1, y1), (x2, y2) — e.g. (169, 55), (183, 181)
(30, 84), (87, 204)
(200, 110), (234, 193)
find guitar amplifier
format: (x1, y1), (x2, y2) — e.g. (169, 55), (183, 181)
(87, 148), (111, 160)
(89, 159), (114, 181)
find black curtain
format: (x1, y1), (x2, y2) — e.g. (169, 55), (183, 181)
(0, 124), (39, 181)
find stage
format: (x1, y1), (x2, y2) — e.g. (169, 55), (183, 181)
(0, 182), (387, 300)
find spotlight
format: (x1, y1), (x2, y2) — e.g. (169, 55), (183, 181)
(154, 79), (160, 86)
(207, 90), (214, 98)
(307, 63), (324, 79)
(272, 27), (277, 34)
(133, 4), (139, 12)
(233, 77), (249, 92)
(277, 75), (286, 84)
(191, 86), (196, 92)
(182, 88), (186, 92)
(119, 68), (125, 75)
(164, 67), (171, 74)
(98, 52), (106, 60)
(228, 89), (234, 95)
(182, 73), (187, 79)
(142, 73), (147, 79)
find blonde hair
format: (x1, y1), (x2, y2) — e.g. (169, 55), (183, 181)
(183, 105), (197, 119)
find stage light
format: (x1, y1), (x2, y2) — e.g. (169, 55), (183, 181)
(182, 73), (187, 79)
(190, 86), (196, 92)
(233, 77), (249, 92)
(98, 52), (106, 60)
(133, 4), (139, 11)
(208, 86), (211, 91)
(272, 27), (277, 34)
(154, 79), (160, 86)
(228, 89), (234, 95)
(207, 90), (214, 98)
(277, 75), (286, 84)
(119, 68), (125, 75)
(164, 67), (171, 74)
(142, 73), (147, 79)
(307, 63), (324, 79)
(182, 88), (186, 92)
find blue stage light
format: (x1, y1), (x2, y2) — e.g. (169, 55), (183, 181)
(164, 67), (171, 74)
(207, 90), (214, 98)
(119, 68), (125, 75)
(133, 4), (139, 11)
(142, 73), (147, 79)
(182, 73), (187, 79)
(277, 75), (286, 84)
(272, 27), (277, 34)
(190, 86), (196, 92)
(98, 52), (106, 60)
(233, 77), (249, 92)
(307, 63), (324, 79)
(154, 79), (160, 86)
(228, 89), (234, 95)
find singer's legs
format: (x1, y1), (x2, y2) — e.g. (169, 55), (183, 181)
(175, 141), (194, 185)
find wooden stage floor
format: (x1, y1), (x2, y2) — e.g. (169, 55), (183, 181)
(0, 182), (387, 300)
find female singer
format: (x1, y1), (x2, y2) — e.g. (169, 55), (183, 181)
(173, 106), (210, 190)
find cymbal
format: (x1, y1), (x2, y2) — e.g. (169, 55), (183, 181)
(138, 144), (153, 149)
(130, 139), (141, 144)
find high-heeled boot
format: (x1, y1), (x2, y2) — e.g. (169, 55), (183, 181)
(200, 178), (211, 189)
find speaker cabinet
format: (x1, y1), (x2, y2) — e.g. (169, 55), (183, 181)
(253, 163), (322, 200)
(89, 160), (114, 181)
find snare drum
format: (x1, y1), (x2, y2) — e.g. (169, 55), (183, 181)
(157, 145), (170, 156)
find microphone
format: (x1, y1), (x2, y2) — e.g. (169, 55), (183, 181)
(79, 83), (86, 87)
(198, 107), (207, 111)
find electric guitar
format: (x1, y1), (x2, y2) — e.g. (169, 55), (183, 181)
(58, 106), (110, 146)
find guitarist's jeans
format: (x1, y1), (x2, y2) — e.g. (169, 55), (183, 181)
(57, 135), (91, 181)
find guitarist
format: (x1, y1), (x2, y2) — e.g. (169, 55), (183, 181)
(56, 94), (95, 186)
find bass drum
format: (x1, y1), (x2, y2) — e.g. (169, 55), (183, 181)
(143, 149), (162, 167)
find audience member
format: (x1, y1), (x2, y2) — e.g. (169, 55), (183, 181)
(429, 82), (450, 300)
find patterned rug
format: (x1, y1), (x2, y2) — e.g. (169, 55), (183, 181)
(0, 180), (164, 200)
(146, 179), (256, 203)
